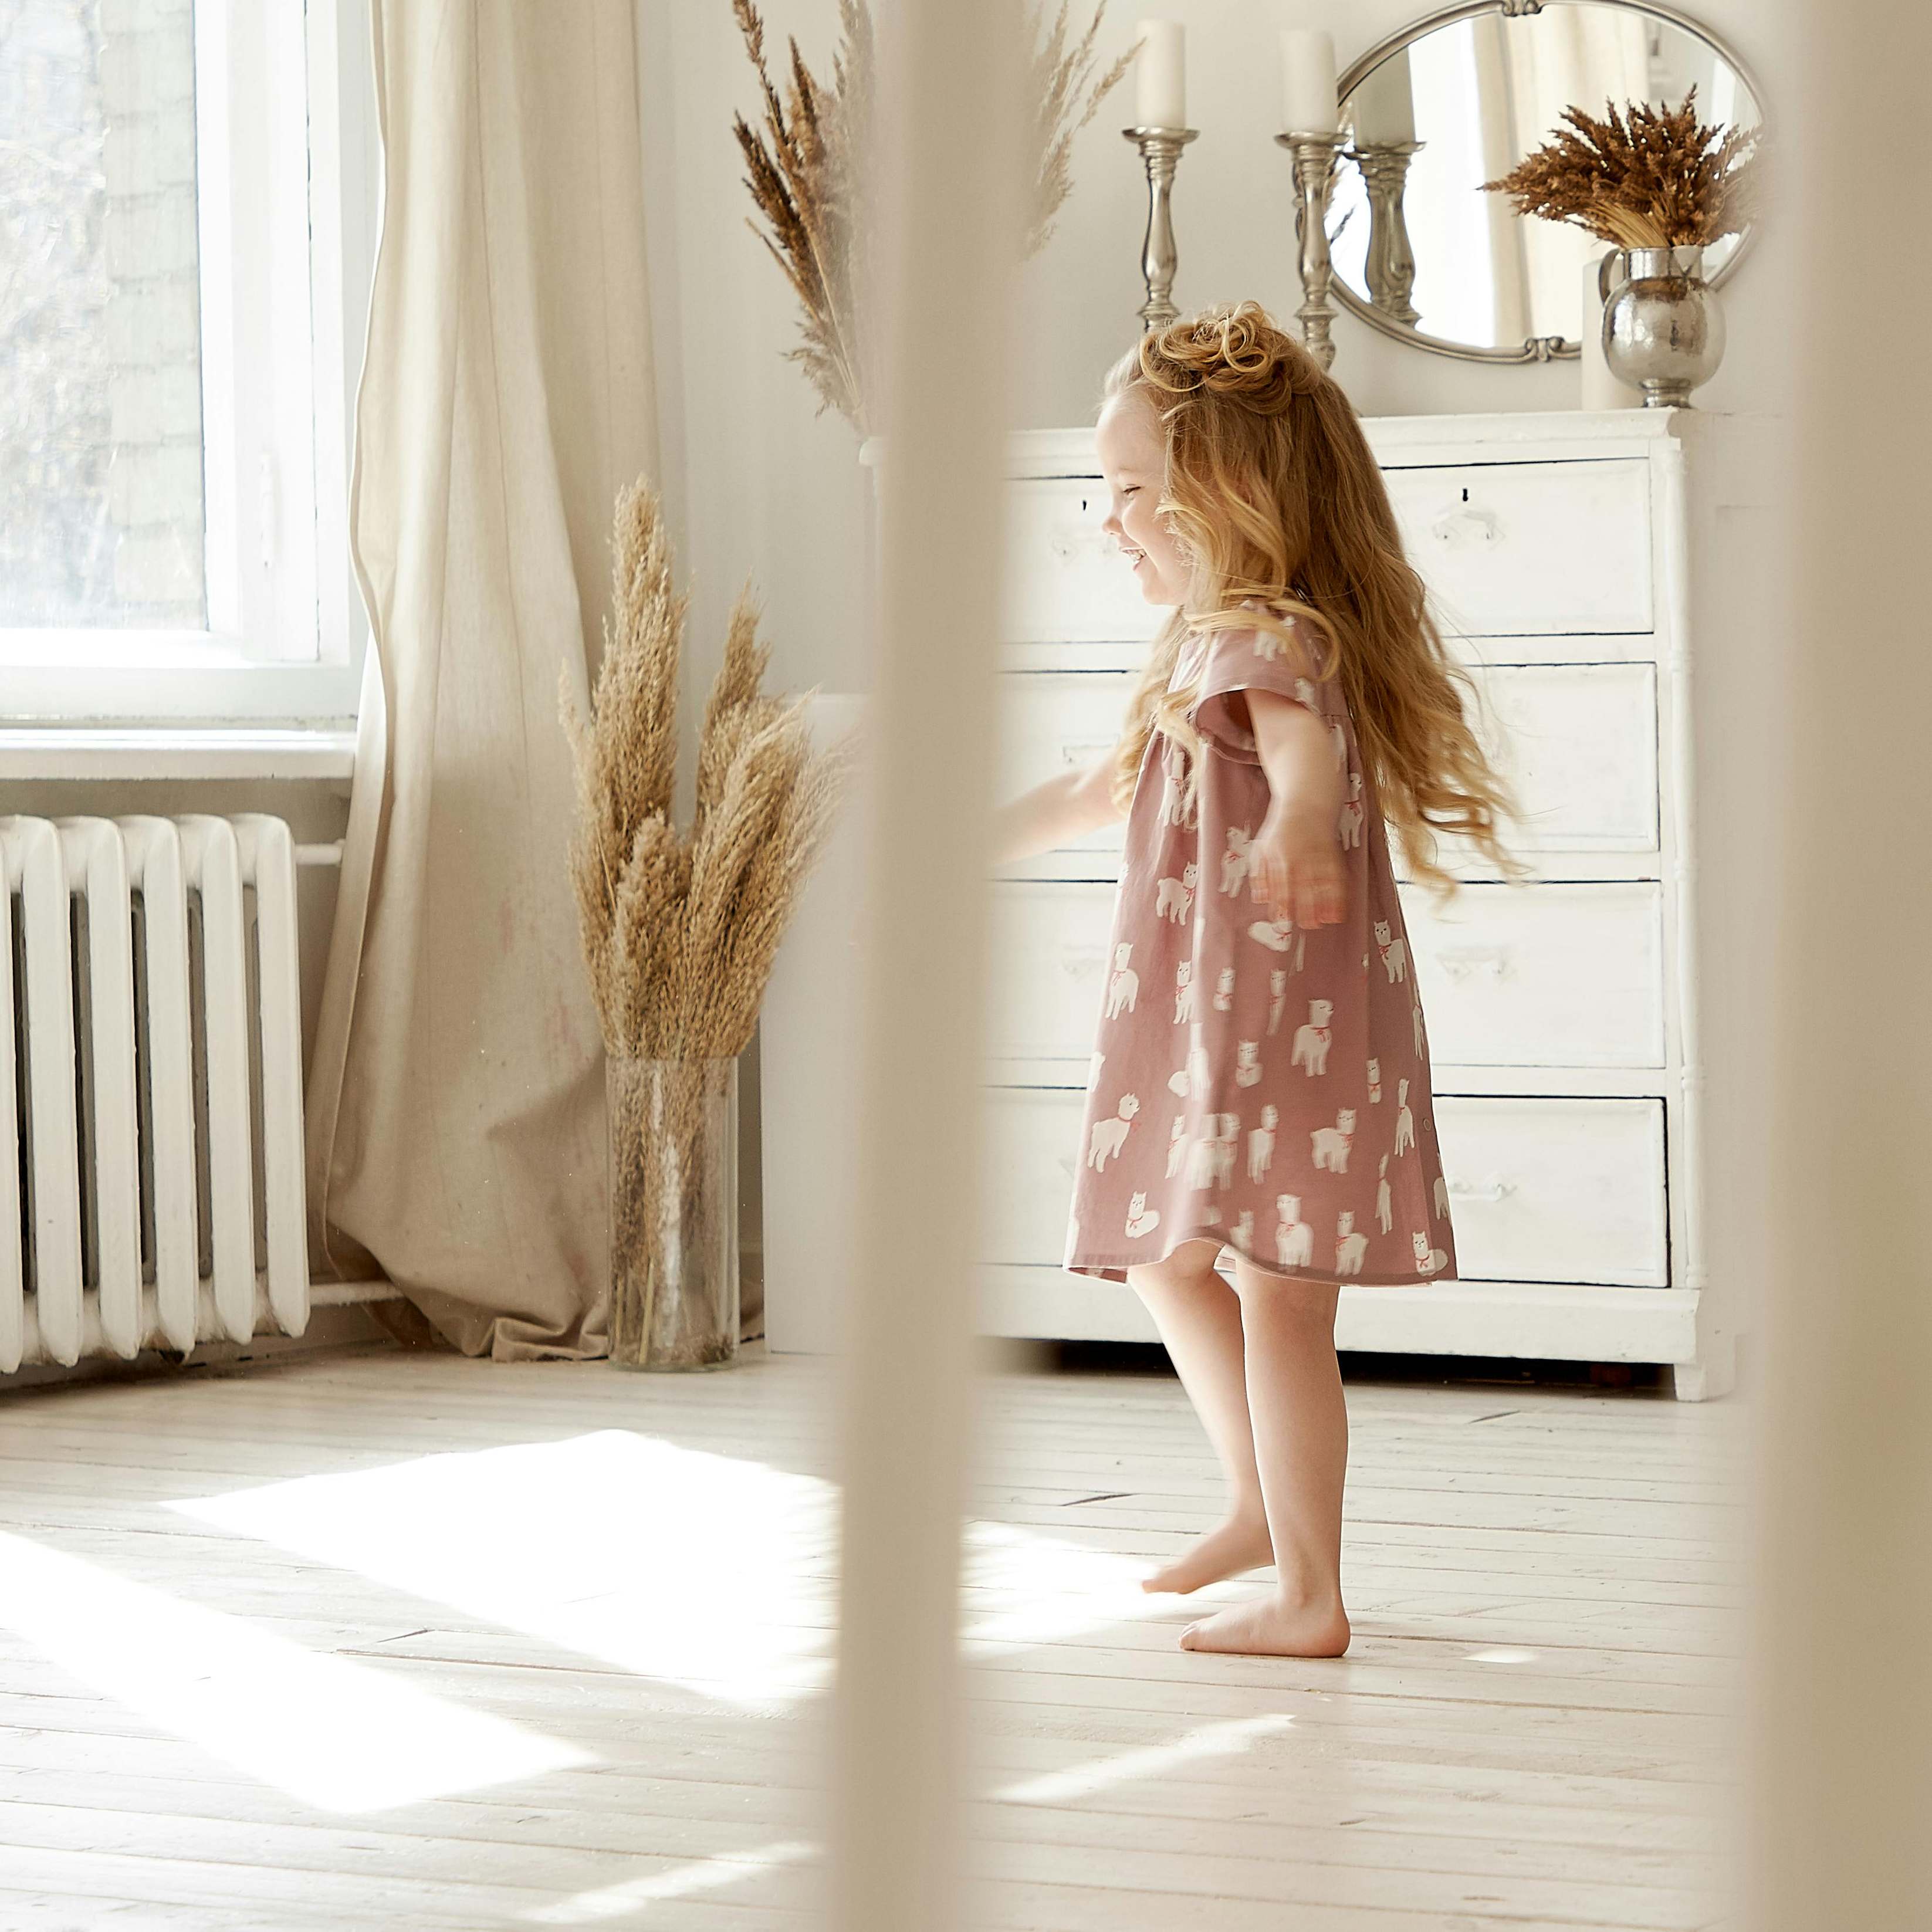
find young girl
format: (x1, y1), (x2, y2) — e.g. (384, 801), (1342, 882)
(992, 303), (1513, 1659)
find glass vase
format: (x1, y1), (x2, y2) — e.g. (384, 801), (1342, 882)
(607, 1055), (740, 1371)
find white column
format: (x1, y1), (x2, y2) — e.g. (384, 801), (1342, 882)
(1748, 1), (1932, 1924)
(828, 2), (1023, 1928)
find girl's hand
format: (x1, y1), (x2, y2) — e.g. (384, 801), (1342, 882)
(1249, 802), (1346, 928)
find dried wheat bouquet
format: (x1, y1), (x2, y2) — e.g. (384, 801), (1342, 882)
(560, 478), (860, 1067)
(1481, 86), (1761, 251)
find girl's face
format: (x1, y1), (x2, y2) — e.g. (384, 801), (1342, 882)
(1096, 388), (1190, 607)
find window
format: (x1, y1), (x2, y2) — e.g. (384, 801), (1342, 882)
(0, 0), (373, 722)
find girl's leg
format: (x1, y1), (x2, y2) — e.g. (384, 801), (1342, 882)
(1179, 1253), (1351, 1657)
(1125, 1239), (1275, 1594)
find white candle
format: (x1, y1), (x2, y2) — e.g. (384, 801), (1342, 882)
(1579, 248), (1641, 410)
(1349, 46), (1415, 145)
(1280, 28), (1337, 134)
(1134, 20), (1186, 129)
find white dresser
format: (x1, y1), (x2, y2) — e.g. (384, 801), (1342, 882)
(763, 409), (1773, 1400)
(978, 409), (1774, 1401)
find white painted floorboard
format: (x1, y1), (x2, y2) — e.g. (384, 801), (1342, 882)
(0, 1342), (1745, 1929)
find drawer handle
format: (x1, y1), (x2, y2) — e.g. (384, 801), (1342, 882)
(1428, 505), (1504, 549)
(1060, 738), (1117, 767)
(1448, 1177), (1518, 1203)
(1436, 947), (1511, 981)
(1060, 945), (1108, 978)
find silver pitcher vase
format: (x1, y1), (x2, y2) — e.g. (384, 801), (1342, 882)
(607, 1055), (740, 1370)
(1601, 245), (1726, 408)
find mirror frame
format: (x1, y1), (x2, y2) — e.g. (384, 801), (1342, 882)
(1332, 0), (1769, 363)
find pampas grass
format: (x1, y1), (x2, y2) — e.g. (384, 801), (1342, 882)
(560, 476), (860, 1064)
(732, 0), (1135, 435)
(560, 478), (860, 1366)
(1481, 87), (1761, 251)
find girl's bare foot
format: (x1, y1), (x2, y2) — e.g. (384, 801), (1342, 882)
(1141, 1511), (1274, 1595)
(1179, 1591), (1350, 1657)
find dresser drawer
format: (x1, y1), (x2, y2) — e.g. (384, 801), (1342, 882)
(982, 1087), (1667, 1287)
(1434, 1096), (1667, 1287)
(1383, 458), (1653, 637)
(1001, 478), (1162, 648)
(983, 1087), (1087, 1266)
(986, 881), (1115, 1069)
(1451, 663), (1659, 864)
(1400, 882), (1666, 1068)
(996, 672), (1134, 875)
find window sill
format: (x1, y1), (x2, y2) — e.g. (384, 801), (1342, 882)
(0, 723), (357, 784)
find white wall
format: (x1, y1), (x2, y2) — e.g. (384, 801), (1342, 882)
(635, 0), (1794, 708)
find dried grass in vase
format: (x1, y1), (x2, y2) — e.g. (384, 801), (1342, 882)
(1482, 86), (1761, 252)
(560, 478), (861, 1364)
(732, 0), (1135, 435)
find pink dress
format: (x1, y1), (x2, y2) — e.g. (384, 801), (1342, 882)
(1063, 604), (1456, 1287)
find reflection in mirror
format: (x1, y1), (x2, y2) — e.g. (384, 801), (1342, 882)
(1330, 2), (1762, 357)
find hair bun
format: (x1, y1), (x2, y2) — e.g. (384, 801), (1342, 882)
(1140, 300), (1323, 409)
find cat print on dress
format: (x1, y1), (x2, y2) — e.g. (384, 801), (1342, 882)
(1234, 1041), (1263, 1088)
(1275, 1193), (1314, 1268)
(1105, 942), (1139, 1018)
(1335, 1210), (1369, 1276)
(1124, 1192), (1161, 1238)
(1212, 966), (1236, 1013)
(1087, 1094), (1140, 1170)
(1173, 958), (1195, 1024)
(1166, 1115), (1189, 1178)
(1367, 1056), (1382, 1104)
(1337, 771), (1365, 850)
(1411, 1229), (1449, 1274)
(1253, 627), (1288, 664)
(1247, 1104), (1278, 1182)
(1158, 738), (1197, 831)
(1374, 918), (1409, 984)
(1234, 1208), (1254, 1249)
(1394, 1079), (1416, 1157)
(1376, 1153), (1393, 1234)
(1165, 1027), (1211, 1099)
(1186, 1114), (1240, 1192)
(1221, 825), (1254, 896)
(1089, 1050), (1105, 1085)
(1433, 1173), (1450, 1220)
(1248, 915), (1296, 952)
(1267, 969), (1288, 1035)
(1311, 1108), (1356, 1173)
(1291, 1000), (1333, 1077)
(1156, 862), (1197, 923)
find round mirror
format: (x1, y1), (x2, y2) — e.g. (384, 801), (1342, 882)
(1329, 1), (1765, 362)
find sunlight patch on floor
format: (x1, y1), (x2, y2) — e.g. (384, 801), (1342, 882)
(986, 1711), (1297, 1804)
(520, 1839), (817, 1924)
(0, 1531), (591, 1812)
(170, 1432), (1185, 1707)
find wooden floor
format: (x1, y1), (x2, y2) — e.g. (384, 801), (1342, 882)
(0, 1341), (1746, 1930)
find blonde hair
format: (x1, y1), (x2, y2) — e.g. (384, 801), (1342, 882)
(1102, 301), (1517, 891)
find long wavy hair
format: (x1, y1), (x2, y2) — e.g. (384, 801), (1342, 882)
(1103, 301), (1517, 891)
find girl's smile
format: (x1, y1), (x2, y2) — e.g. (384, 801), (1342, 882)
(1095, 389), (1190, 605)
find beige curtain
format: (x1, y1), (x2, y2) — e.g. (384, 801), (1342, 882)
(303, 0), (658, 1358)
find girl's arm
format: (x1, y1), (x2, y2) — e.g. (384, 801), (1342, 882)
(1244, 688), (1348, 927)
(990, 755), (1126, 865)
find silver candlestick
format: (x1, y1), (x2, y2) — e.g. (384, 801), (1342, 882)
(1122, 126), (1199, 333)
(1275, 130), (1347, 371)
(1348, 138), (1423, 326)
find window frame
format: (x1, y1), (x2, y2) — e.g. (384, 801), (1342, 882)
(0, 0), (375, 725)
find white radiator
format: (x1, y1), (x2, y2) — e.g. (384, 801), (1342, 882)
(1, 813), (309, 1370)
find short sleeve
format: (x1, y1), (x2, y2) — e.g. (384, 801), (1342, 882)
(1182, 612), (1334, 764)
